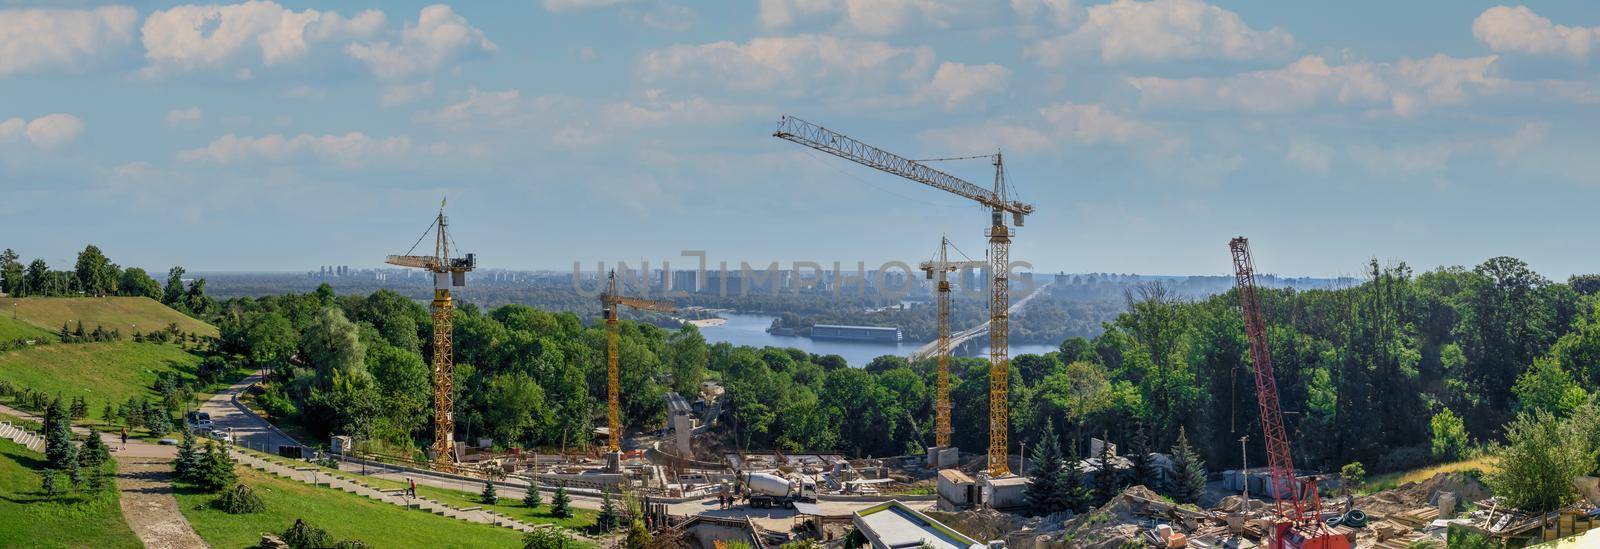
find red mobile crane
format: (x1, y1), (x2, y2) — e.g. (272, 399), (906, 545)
(1229, 237), (1350, 549)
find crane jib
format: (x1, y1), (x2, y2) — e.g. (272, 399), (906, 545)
(773, 116), (1032, 217)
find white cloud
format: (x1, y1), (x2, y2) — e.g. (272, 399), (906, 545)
(917, 62), (1011, 110)
(380, 80), (433, 107)
(1348, 122), (1552, 176)
(417, 88), (581, 131)
(918, 101), (1154, 154)
(1011, 0), (1078, 29)
(1473, 6), (1598, 61)
(918, 121), (1054, 155)
(638, 34), (934, 100)
(1039, 102), (1153, 144)
(1128, 54), (1503, 117)
(543, 0), (639, 12)
(8, 114), (88, 149)
(600, 93), (766, 127)
(178, 132), (429, 166)
(345, 5), (497, 80)
(140, 2), (383, 76)
(1026, 0), (1293, 66)
(638, 4), (696, 32)
(757, 0), (979, 36)
(165, 106), (204, 128)
(0, 6), (138, 76)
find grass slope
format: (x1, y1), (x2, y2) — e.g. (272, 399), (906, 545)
(0, 439), (141, 549)
(175, 467), (533, 549)
(0, 315), (53, 342)
(0, 341), (202, 411)
(1361, 456), (1497, 494)
(5, 297), (217, 338)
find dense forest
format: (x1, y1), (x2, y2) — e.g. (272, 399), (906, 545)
(16, 245), (1600, 480)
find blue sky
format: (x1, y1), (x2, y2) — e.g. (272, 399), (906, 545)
(2, 0), (1597, 279)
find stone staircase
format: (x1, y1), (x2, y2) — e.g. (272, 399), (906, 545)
(0, 421), (46, 453)
(232, 450), (563, 536)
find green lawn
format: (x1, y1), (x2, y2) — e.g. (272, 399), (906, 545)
(0, 341), (203, 413)
(237, 448), (601, 532)
(174, 466), (536, 549)
(0, 439), (141, 549)
(4, 296), (217, 338)
(0, 315), (53, 343)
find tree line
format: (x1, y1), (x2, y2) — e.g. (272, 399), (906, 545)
(1, 246), (213, 316)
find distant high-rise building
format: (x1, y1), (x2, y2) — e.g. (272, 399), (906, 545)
(671, 270), (698, 293)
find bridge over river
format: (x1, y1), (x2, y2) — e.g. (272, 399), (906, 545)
(907, 280), (1052, 362)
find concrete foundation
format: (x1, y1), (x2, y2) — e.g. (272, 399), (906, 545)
(937, 469), (976, 511)
(981, 474), (1029, 511)
(605, 451), (622, 473)
(925, 446), (959, 469)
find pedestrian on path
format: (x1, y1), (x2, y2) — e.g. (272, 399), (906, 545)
(120, 427), (128, 450)
(408, 477), (417, 498)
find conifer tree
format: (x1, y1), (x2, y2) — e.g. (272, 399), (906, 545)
(175, 431), (200, 482)
(1025, 420), (1067, 515)
(1128, 424), (1160, 490)
(41, 469), (59, 498)
(1061, 439), (1092, 513)
(523, 483), (542, 509)
(82, 429), (111, 492)
(1169, 427), (1206, 503)
(196, 440), (236, 491)
(551, 485), (573, 518)
(598, 489), (619, 530)
(43, 398), (76, 470)
(1095, 432), (1123, 502)
(482, 480), (499, 505)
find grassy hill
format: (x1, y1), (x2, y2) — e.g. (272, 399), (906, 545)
(4, 297), (217, 338)
(0, 342), (203, 411)
(0, 439), (141, 548)
(0, 315), (53, 343)
(175, 467), (536, 549)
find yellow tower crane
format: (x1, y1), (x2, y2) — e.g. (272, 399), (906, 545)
(918, 236), (966, 452)
(386, 199), (475, 466)
(774, 116), (1033, 476)
(599, 270), (675, 453)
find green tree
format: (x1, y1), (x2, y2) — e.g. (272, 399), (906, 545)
(1168, 428), (1205, 503)
(117, 267), (162, 299)
(1485, 410), (1591, 513)
(1513, 358), (1588, 417)
(1430, 408), (1469, 460)
(40, 469), (59, 498)
(43, 398), (77, 470)
(523, 482), (542, 509)
(239, 313), (298, 368)
(624, 520), (652, 549)
(1340, 462), (1365, 495)
(74, 245), (117, 296)
(597, 490), (619, 531)
(0, 248), (23, 296)
(1060, 439), (1092, 513)
(1094, 433), (1123, 502)
(1024, 420), (1067, 515)
(551, 486), (572, 518)
(522, 528), (574, 549)
(24, 259), (49, 295)
(481, 480), (498, 505)
(175, 430), (200, 481)
(1127, 425), (1159, 490)
(163, 267), (186, 307)
(195, 440), (237, 492)
(301, 308), (368, 380)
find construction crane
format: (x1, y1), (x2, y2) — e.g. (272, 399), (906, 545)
(774, 115), (1034, 476)
(1229, 237), (1348, 549)
(386, 199), (476, 466)
(599, 269), (675, 453)
(919, 236), (965, 451)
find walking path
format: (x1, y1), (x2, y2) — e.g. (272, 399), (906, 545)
(231, 449), (554, 535)
(0, 402), (206, 548)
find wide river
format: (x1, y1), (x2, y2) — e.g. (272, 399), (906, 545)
(696, 312), (1059, 368)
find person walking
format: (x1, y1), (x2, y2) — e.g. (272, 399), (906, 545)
(409, 477), (417, 498)
(120, 427), (127, 450)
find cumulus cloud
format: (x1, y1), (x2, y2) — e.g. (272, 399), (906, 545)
(417, 88), (582, 131)
(638, 34), (935, 102)
(917, 62), (1011, 110)
(165, 106), (204, 128)
(600, 92), (766, 127)
(1, 114), (86, 149)
(758, 0), (980, 35)
(345, 5), (497, 80)
(1011, 0), (1079, 29)
(1128, 54), (1503, 117)
(918, 101), (1155, 154)
(543, 0), (639, 12)
(380, 80), (433, 107)
(141, 2), (383, 76)
(1026, 0), (1294, 65)
(178, 132), (431, 166)
(0, 6), (138, 76)
(1473, 6), (1598, 61)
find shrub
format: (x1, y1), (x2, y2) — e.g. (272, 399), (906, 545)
(283, 519), (331, 549)
(523, 528), (575, 549)
(1431, 408), (1469, 459)
(212, 483), (265, 514)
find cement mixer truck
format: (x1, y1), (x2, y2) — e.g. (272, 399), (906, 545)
(739, 471), (817, 509)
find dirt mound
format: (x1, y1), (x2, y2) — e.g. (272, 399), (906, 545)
(1356, 472), (1490, 518)
(926, 508), (1023, 542)
(1053, 486), (1171, 548)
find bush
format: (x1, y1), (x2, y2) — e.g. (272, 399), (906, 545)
(1486, 409), (1589, 513)
(283, 519), (331, 549)
(523, 528), (575, 549)
(212, 483), (265, 514)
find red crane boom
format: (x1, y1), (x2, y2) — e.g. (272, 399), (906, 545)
(1230, 237), (1348, 549)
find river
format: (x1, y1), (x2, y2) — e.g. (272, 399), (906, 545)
(696, 312), (1060, 367)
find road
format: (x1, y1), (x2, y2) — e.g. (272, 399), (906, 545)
(198, 372), (300, 453)
(907, 280), (1053, 361)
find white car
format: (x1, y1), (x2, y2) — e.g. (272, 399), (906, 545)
(207, 429), (233, 444)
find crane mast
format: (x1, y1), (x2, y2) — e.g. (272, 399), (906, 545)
(386, 200), (475, 467)
(1230, 237), (1346, 549)
(919, 237), (960, 450)
(775, 116), (1032, 476)
(599, 270), (675, 453)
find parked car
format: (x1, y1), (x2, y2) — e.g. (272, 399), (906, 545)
(184, 411), (213, 433)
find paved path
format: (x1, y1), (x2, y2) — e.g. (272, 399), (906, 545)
(0, 403), (203, 548)
(198, 373), (300, 452)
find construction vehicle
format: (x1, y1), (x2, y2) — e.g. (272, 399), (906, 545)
(739, 471), (817, 509)
(774, 116), (1033, 476)
(599, 269), (675, 453)
(919, 236), (967, 452)
(1229, 237), (1350, 549)
(386, 199), (475, 466)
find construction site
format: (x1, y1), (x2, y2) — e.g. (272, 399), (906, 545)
(312, 116), (1600, 549)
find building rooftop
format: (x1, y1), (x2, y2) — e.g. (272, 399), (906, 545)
(938, 469), (973, 484)
(853, 500), (982, 549)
